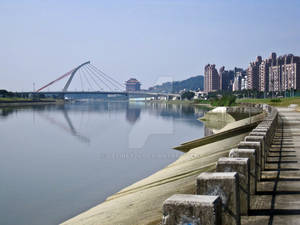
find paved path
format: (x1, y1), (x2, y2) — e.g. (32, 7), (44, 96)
(243, 107), (300, 225)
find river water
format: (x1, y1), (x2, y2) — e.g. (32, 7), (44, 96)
(0, 102), (209, 225)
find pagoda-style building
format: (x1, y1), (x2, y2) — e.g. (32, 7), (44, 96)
(125, 78), (141, 91)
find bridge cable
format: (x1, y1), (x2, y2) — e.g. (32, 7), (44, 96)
(90, 64), (124, 89)
(85, 65), (112, 91)
(89, 64), (124, 89)
(78, 68), (84, 91)
(85, 64), (115, 91)
(82, 66), (100, 91)
(36, 68), (75, 92)
(83, 66), (107, 91)
(87, 64), (121, 91)
(86, 66), (112, 91)
(81, 67), (94, 91)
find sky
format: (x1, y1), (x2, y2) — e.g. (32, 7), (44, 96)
(1, 0), (300, 91)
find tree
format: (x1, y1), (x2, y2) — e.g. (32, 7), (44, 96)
(181, 91), (195, 100)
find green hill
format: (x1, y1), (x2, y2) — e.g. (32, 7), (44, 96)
(148, 75), (204, 93)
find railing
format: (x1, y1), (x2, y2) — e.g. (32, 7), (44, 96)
(161, 104), (279, 225)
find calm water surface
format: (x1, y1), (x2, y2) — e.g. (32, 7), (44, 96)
(0, 102), (209, 225)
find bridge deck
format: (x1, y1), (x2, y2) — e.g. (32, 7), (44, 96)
(242, 107), (300, 225)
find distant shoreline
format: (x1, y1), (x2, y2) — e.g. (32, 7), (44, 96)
(0, 99), (64, 107)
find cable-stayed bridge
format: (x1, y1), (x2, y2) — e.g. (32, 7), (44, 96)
(20, 61), (180, 100)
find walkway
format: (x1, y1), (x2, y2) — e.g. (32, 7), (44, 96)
(243, 107), (300, 225)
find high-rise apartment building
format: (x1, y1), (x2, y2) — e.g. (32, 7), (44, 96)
(204, 52), (300, 93)
(259, 60), (270, 92)
(247, 56), (262, 90)
(258, 53), (276, 92)
(269, 54), (300, 92)
(219, 66), (234, 91)
(232, 68), (246, 91)
(232, 74), (241, 91)
(204, 64), (219, 92)
(241, 76), (248, 90)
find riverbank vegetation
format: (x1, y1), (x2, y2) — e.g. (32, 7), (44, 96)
(237, 96), (300, 107)
(193, 95), (237, 107)
(0, 89), (55, 103)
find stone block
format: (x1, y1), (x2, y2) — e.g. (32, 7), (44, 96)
(244, 136), (265, 170)
(197, 172), (240, 225)
(249, 131), (270, 147)
(162, 194), (222, 225)
(229, 149), (256, 194)
(238, 141), (261, 180)
(216, 158), (250, 215)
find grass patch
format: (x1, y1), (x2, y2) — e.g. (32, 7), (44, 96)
(193, 99), (210, 104)
(210, 95), (237, 107)
(237, 97), (300, 107)
(0, 97), (31, 102)
(194, 95), (237, 107)
(0, 97), (56, 102)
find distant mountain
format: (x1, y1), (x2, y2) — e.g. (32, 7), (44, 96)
(148, 75), (204, 93)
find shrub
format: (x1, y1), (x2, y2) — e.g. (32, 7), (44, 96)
(270, 98), (281, 103)
(210, 95), (236, 106)
(181, 91), (195, 100)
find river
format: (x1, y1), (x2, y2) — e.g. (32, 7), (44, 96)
(0, 101), (209, 225)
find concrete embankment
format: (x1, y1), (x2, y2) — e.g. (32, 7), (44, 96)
(160, 104), (300, 225)
(61, 108), (265, 225)
(199, 106), (263, 132)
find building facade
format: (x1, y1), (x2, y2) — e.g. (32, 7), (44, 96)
(204, 64), (219, 92)
(232, 68), (246, 91)
(219, 66), (234, 91)
(125, 78), (141, 91)
(204, 52), (300, 93)
(247, 56), (262, 91)
(259, 59), (270, 92)
(269, 54), (300, 92)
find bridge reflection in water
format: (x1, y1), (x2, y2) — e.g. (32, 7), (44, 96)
(0, 102), (211, 146)
(0, 101), (212, 225)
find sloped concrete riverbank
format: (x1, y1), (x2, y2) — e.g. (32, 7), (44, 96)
(61, 110), (265, 225)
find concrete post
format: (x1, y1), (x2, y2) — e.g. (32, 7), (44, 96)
(238, 141), (261, 180)
(229, 149), (256, 194)
(258, 121), (272, 126)
(249, 131), (271, 156)
(197, 172), (240, 225)
(216, 158), (250, 215)
(249, 131), (267, 137)
(162, 194), (222, 225)
(257, 124), (271, 129)
(244, 136), (265, 170)
(249, 131), (268, 144)
(253, 126), (272, 137)
(253, 128), (269, 134)
(256, 124), (272, 131)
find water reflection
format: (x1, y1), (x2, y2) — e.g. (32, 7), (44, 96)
(126, 104), (141, 124)
(0, 108), (14, 118)
(38, 110), (90, 143)
(0, 102), (209, 142)
(0, 102), (210, 225)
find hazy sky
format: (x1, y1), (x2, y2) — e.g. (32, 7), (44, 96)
(1, 0), (300, 91)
